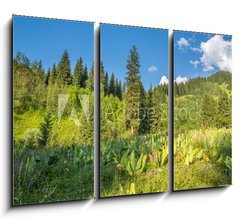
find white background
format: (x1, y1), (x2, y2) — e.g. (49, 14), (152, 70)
(1, 0), (240, 222)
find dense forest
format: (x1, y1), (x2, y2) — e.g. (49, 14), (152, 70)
(100, 45), (169, 196)
(174, 71), (232, 190)
(13, 50), (94, 205)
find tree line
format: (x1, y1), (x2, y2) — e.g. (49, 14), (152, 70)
(174, 71), (232, 132)
(101, 45), (168, 142)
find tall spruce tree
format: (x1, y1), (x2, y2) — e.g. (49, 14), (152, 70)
(57, 50), (71, 86)
(73, 57), (84, 88)
(125, 45), (142, 134)
(116, 80), (122, 100)
(109, 73), (116, 96)
(82, 64), (88, 88)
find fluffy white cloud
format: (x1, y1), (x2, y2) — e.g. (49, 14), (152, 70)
(200, 35), (232, 72)
(189, 60), (200, 68)
(159, 75), (168, 85)
(177, 37), (189, 49)
(175, 75), (188, 84)
(190, 47), (202, 53)
(148, 65), (158, 73)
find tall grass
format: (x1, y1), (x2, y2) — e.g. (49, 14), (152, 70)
(13, 145), (93, 205)
(174, 128), (231, 190)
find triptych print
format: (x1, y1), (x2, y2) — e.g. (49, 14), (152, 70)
(12, 15), (232, 205)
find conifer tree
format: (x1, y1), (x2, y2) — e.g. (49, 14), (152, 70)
(49, 63), (57, 85)
(217, 92), (231, 128)
(109, 73), (116, 96)
(73, 57), (84, 88)
(82, 64), (88, 88)
(86, 65), (94, 90)
(200, 95), (217, 127)
(39, 112), (53, 147)
(116, 80), (122, 100)
(46, 68), (51, 85)
(125, 45), (142, 134)
(57, 50), (71, 86)
(104, 71), (109, 95)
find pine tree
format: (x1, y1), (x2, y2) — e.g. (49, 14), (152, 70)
(104, 71), (109, 95)
(86, 65), (94, 91)
(39, 113), (53, 147)
(49, 63), (57, 85)
(115, 79), (119, 97)
(116, 80), (122, 100)
(46, 68), (51, 85)
(109, 73), (116, 96)
(73, 57), (84, 88)
(82, 64), (88, 88)
(13, 52), (33, 112)
(200, 95), (217, 127)
(217, 92), (231, 128)
(57, 50), (71, 86)
(125, 45), (142, 134)
(46, 63), (59, 113)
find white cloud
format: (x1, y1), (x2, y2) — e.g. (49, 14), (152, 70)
(190, 47), (202, 53)
(159, 75), (168, 85)
(148, 65), (158, 73)
(189, 60), (200, 68)
(200, 35), (232, 72)
(175, 75), (188, 84)
(177, 37), (190, 49)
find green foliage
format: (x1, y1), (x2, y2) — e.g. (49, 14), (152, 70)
(39, 113), (53, 147)
(100, 134), (168, 197)
(217, 91), (231, 128)
(57, 50), (72, 86)
(200, 95), (217, 127)
(13, 145), (93, 205)
(73, 57), (86, 88)
(125, 45), (142, 135)
(109, 73), (116, 96)
(13, 51), (94, 204)
(104, 71), (109, 95)
(174, 128), (232, 190)
(86, 65), (94, 90)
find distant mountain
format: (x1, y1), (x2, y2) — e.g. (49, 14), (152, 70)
(174, 71), (232, 96)
(206, 71), (232, 89)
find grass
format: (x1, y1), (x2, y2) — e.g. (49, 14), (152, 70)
(174, 128), (232, 191)
(13, 111), (94, 205)
(13, 145), (93, 205)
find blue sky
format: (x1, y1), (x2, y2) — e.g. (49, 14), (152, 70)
(101, 24), (168, 91)
(13, 16), (94, 73)
(174, 31), (232, 81)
